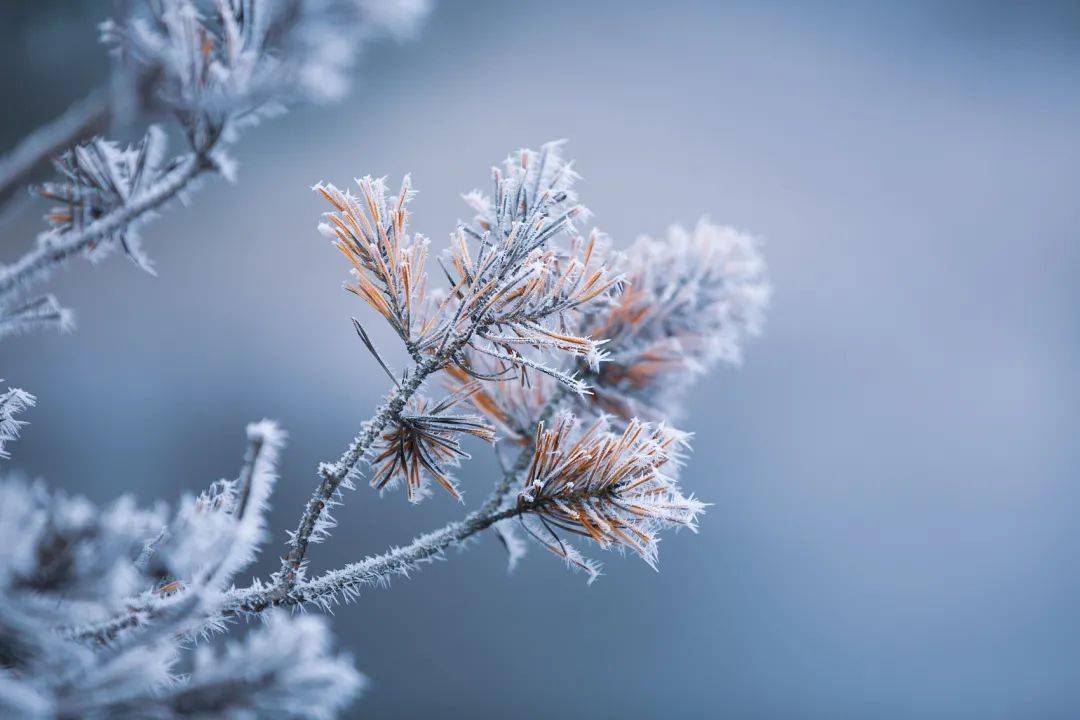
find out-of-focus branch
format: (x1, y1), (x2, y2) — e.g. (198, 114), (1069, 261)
(0, 152), (209, 300)
(0, 294), (73, 340)
(0, 88), (111, 206)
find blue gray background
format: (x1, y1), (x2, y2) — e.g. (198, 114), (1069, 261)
(2, 1), (1079, 717)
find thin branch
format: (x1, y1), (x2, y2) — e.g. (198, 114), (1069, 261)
(68, 445), (534, 646)
(69, 393), (557, 647)
(273, 329), (567, 594)
(234, 427), (268, 521)
(0, 88), (111, 206)
(0, 153), (210, 300)
(256, 390), (564, 613)
(275, 352), (445, 592)
(234, 503), (524, 616)
(0, 294), (73, 340)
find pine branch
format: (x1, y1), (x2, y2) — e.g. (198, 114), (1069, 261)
(68, 418), (543, 646)
(0, 152), (210, 301)
(0, 87), (111, 206)
(275, 352), (443, 592)
(243, 390), (561, 616)
(274, 329), (574, 594)
(0, 294), (74, 340)
(237, 503), (524, 616)
(0, 0), (433, 346)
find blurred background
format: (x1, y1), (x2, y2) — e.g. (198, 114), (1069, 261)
(2, 1), (1079, 717)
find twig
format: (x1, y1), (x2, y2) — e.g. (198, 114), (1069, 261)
(0, 153), (210, 300)
(254, 390), (564, 613)
(234, 429), (267, 521)
(275, 352), (445, 592)
(274, 330), (569, 594)
(70, 396), (554, 647)
(69, 443), (534, 646)
(235, 503), (524, 615)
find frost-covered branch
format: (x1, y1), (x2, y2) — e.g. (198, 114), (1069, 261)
(0, 0), (431, 342)
(70, 393), (550, 645)
(3, 134), (771, 718)
(276, 143), (616, 590)
(0, 151), (208, 301)
(0, 420), (364, 719)
(0, 295), (74, 341)
(236, 500), (522, 616)
(276, 352), (447, 591)
(232, 440), (538, 616)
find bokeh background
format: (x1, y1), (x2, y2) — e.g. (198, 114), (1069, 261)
(3, 1), (1080, 717)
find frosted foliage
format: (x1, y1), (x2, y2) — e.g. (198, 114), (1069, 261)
(0, 0), (775, 710)
(306, 143), (768, 582)
(1, 132), (769, 717)
(515, 413), (704, 580)
(0, 424), (362, 719)
(580, 219), (771, 421)
(0, 1), (431, 344)
(314, 142), (618, 398)
(102, 0), (432, 129)
(368, 387), (496, 503)
(38, 126), (173, 273)
(99, 612), (363, 719)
